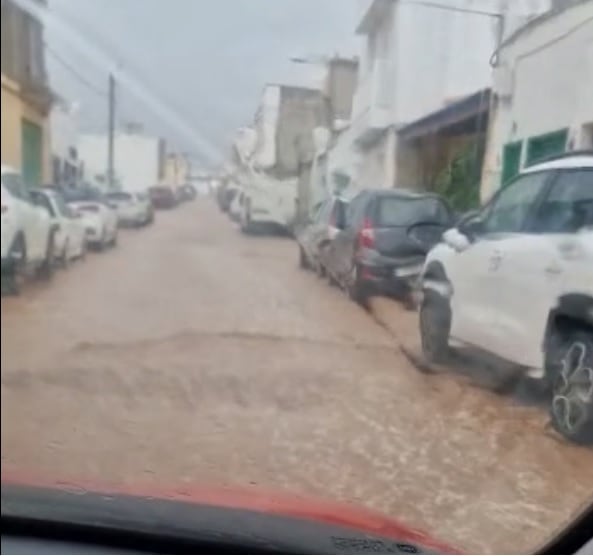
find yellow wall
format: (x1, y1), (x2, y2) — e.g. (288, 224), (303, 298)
(162, 154), (189, 187)
(1, 73), (51, 182)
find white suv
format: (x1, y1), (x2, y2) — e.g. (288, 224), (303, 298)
(417, 152), (593, 443)
(1, 166), (56, 293)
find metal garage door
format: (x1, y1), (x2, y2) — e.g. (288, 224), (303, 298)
(21, 118), (43, 188)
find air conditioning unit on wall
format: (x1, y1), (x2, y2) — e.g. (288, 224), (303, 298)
(493, 65), (514, 100)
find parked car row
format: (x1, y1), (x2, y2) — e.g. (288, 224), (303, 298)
(1, 166), (189, 296)
(148, 184), (197, 210)
(295, 152), (592, 444)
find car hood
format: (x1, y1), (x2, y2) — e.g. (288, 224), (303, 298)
(1, 471), (457, 554)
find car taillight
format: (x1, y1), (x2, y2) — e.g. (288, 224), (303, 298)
(358, 217), (375, 249)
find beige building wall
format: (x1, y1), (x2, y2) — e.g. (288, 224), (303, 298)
(1, 74), (51, 182)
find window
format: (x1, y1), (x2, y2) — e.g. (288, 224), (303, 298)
(532, 169), (593, 233)
(377, 197), (450, 227)
(345, 192), (369, 229)
(525, 129), (568, 167)
(31, 191), (55, 216)
(501, 141), (522, 186)
(54, 193), (71, 218)
(1, 173), (27, 199)
(483, 171), (550, 234)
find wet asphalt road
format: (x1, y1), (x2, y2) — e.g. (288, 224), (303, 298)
(2, 199), (593, 553)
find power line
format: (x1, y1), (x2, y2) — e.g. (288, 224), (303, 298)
(401, 0), (502, 18)
(45, 42), (108, 98)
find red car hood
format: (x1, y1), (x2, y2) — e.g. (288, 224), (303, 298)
(1, 469), (457, 553)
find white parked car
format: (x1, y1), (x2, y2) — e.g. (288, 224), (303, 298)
(30, 188), (87, 265)
(416, 152), (593, 443)
(1, 166), (56, 292)
(105, 191), (153, 227)
(62, 185), (118, 250)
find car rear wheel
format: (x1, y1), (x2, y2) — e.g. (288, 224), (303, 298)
(37, 234), (56, 281)
(347, 264), (366, 304)
(60, 241), (70, 269)
(419, 290), (451, 364)
(299, 246), (310, 270)
(3, 235), (27, 296)
(549, 331), (593, 444)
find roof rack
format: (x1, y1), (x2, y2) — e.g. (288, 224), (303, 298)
(534, 150), (593, 164)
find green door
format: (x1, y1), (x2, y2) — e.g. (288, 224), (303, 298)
(21, 119), (43, 188)
(501, 141), (522, 186)
(526, 129), (568, 167)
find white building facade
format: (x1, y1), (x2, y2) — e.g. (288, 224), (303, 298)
(79, 131), (165, 192)
(351, 0), (551, 189)
(482, 0), (593, 199)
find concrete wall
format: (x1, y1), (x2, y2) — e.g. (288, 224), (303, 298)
(482, 1), (593, 200)
(1, 74), (51, 183)
(253, 85), (280, 170)
(79, 132), (165, 191)
(274, 86), (329, 178)
(325, 59), (359, 122)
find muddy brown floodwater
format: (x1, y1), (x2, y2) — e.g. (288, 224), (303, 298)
(2, 199), (593, 553)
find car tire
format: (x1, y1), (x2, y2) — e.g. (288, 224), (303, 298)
(240, 203), (253, 235)
(60, 241), (70, 269)
(299, 246), (310, 270)
(347, 264), (366, 305)
(110, 230), (118, 248)
(419, 290), (451, 364)
(3, 234), (27, 296)
(317, 262), (327, 279)
(549, 330), (593, 445)
(37, 233), (56, 281)
(79, 240), (87, 261)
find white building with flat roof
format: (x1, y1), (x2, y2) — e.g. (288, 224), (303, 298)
(79, 129), (165, 192)
(351, 0), (551, 189)
(481, 0), (593, 200)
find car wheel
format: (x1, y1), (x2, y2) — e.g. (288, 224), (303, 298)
(240, 203), (253, 234)
(3, 235), (27, 296)
(317, 262), (327, 279)
(37, 233), (56, 281)
(347, 264), (366, 304)
(79, 239), (87, 261)
(419, 290), (451, 364)
(549, 331), (593, 444)
(110, 230), (118, 247)
(60, 241), (70, 269)
(299, 246), (310, 270)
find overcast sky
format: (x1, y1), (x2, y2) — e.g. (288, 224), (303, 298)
(45, 0), (360, 167)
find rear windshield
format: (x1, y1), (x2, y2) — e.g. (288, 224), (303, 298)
(106, 192), (133, 201)
(63, 186), (103, 203)
(150, 187), (170, 194)
(377, 197), (450, 227)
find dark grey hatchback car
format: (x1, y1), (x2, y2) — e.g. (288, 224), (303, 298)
(323, 189), (453, 305)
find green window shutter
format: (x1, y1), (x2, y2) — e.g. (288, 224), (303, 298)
(501, 141), (522, 187)
(21, 119), (43, 188)
(526, 129), (568, 167)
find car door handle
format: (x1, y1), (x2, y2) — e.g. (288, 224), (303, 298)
(545, 263), (563, 276)
(489, 251), (503, 271)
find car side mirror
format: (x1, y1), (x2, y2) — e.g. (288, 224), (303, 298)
(407, 222), (448, 252)
(443, 228), (471, 252)
(456, 211), (484, 241)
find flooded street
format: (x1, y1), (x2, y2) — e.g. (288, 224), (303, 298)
(2, 199), (593, 553)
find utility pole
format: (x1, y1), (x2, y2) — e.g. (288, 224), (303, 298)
(107, 73), (116, 189)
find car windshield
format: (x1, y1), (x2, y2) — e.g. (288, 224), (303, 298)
(377, 196), (451, 227)
(1, 1), (592, 555)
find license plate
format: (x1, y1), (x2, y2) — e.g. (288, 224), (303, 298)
(394, 264), (423, 278)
